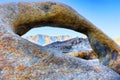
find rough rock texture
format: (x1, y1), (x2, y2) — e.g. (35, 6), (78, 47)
(0, 1), (120, 80)
(0, 34), (120, 80)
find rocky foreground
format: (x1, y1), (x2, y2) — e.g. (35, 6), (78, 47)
(0, 1), (120, 80)
(0, 34), (119, 80)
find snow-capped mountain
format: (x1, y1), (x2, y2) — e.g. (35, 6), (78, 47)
(23, 34), (73, 46)
(23, 34), (92, 53)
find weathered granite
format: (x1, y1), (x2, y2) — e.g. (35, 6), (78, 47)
(0, 1), (120, 80)
(0, 33), (120, 80)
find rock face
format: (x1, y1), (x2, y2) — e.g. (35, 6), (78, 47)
(0, 34), (120, 80)
(0, 1), (120, 80)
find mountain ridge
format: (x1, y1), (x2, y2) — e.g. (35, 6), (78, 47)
(23, 34), (74, 46)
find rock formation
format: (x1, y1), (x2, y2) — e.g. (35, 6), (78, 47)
(0, 1), (120, 79)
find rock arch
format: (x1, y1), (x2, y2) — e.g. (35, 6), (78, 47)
(0, 2), (120, 79)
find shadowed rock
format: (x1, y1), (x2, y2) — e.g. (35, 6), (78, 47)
(67, 50), (98, 60)
(0, 1), (120, 79)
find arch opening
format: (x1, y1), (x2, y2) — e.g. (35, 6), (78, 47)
(22, 27), (87, 46)
(21, 27), (95, 60)
(22, 27), (86, 37)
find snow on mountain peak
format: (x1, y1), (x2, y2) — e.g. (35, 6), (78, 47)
(23, 34), (73, 46)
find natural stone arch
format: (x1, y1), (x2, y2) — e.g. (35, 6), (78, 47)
(0, 1), (120, 76)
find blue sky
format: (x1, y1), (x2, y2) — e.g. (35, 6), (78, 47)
(0, 0), (120, 38)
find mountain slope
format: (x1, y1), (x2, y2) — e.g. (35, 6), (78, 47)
(45, 37), (92, 53)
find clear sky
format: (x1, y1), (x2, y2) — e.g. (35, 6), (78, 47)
(0, 0), (120, 38)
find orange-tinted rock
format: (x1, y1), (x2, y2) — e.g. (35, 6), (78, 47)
(0, 1), (120, 80)
(67, 50), (98, 60)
